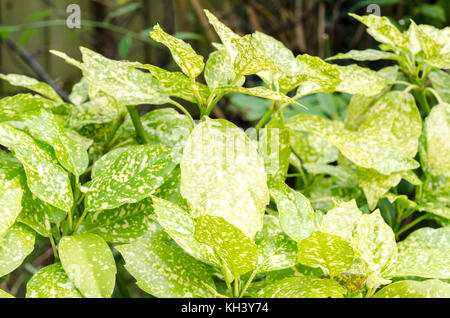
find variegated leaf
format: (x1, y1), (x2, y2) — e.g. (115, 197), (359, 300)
(336, 64), (388, 96)
(255, 215), (297, 273)
(194, 215), (258, 278)
(0, 289), (14, 298)
(0, 224), (35, 277)
(0, 123), (73, 212)
(59, 233), (117, 298)
(0, 93), (62, 122)
(69, 95), (121, 128)
(297, 231), (355, 279)
(328, 49), (398, 61)
(429, 70), (450, 103)
(358, 91), (422, 158)
(180, 118), (269, 238)
(349, 13), (407, 51)
(216, 85), (302, 106)
(135, 64), (210, 104)
(425, 103), (450, 177)
(116, 231), (215, 297)
(0, 175), (23, 236)
(25, 110), (89, 176)
(150, 24), (204, 79)
(374, 279), (450, 298)
(290, 130), (338, 164)
(69, 77), (89, 105)
(319, 200), (362, 241)
(0, 152), (22, 180)
(269, 179), (319, 242)
(26, 262), (82, 298)
(85, 144), (177, 212)
(204, 9), (240, 52)
(357, 168), (402, 210)
(0, 73), (62, 102)
(256, 276), (346, 298)
(352, 210), (397, 287)
(204, 49), (239, 89)
(152, 197), (218, 266)
(258, 111), (291, 180)
(83, 198), (155, 243)
(287, 115), (419, 175)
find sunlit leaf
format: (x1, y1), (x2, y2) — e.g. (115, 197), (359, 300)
(0, 224), (35, 277)
(374, 279), (450, 298)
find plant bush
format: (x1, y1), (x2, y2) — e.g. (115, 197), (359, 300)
(0, 11), (449, 298)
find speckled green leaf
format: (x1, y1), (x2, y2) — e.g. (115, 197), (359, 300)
(358, 91), (422, 158)
(328, 49), (398, 61)
(150, 24), (204, 79)
(319, 200), (362, 240)
(375, 279), (450, 298)
(344, 94), (375, 131)
(290, 130), (338, 164)
(69, 95), (121, 128)
(204, 49), (236, 89)
(350, 13), (407, 50)
(69, 77), (88, 105)
(25, 110), (89, 176)
(17, 181), (66, 237)
(84, 198), (155, 243)
(280, 54), (341, 94)
(287, 115), (419, 175)
(180, 118), (269, 238)
(54, 48), (169, 105)
(85, 144), (177, 212)
(304, 163), (357, 184)
(429, 70), (450, 102)
(204, 10), (240, 52)
(425, 103), (450, 177)
(269, 179), (319, 242)
(152, 167), (188, 209)
(0, 176), (23, 236)
(336, 64), (387, 96)
(0, 123), (73, 212)
(0, 152), (22, 180)
(135, 64), (210, 104)
(0, 224), (35, 277)
(151, 197), (217, 266)
(231, 35), (277, 77)
(385, 248), (450, 279)
(26, 263), (82, 298)
(0, 289), (14, 298)
(297, 231), (355, 279)
(408, 21), (441, 59)
(399, 227), (450, 253)
(357, 168), (402, 210)
(258, 111), (291, 179)
(0, 73), (62, 102)
(216, 85), (302, 106)
(0, 93), (62, 122)
(194, 215), (258, 277)
(252, 31), (300, 78)
(116, 232), (215, 297)
(257, 276), (346, 298)
(352, 210), (397, 287)
(255, 215), (297, 273)
(91, 147), (128, 179)
(59, 233), (116, 298)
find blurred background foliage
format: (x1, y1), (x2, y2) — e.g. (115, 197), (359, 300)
(0, 0), (448, 297)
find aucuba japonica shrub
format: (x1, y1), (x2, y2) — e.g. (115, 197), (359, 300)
(0, 11), (449, 299)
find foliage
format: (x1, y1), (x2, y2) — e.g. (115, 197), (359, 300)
(0, 11), (449, 299)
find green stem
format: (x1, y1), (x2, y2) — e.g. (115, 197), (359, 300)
(49, 235), (59, 260)
(169, 100), (195, 128)
(127, 106), (150, 144)
(74, 208), (89, 232)
(255, 103), (275, 134)
(239, 270), (258, 298)
(396, 214), (428, 239)
(425, 87), (443, 105)
(381, 199), (392, 227)
(233, 277), (240, 298)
